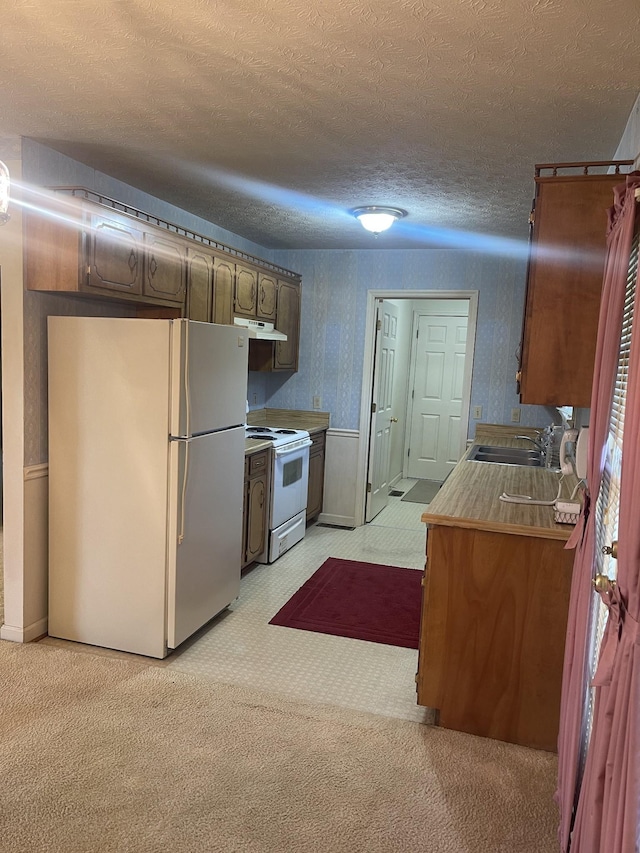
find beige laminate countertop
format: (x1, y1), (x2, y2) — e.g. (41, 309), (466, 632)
(421, 427), (580, 541)
(244, 438), (274, 454)
(244, 408), (330, 454)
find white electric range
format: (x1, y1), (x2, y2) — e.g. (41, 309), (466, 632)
(245, 426), (312, 562)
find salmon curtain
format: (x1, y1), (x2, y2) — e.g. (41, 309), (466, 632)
(556, 173), (640, 852)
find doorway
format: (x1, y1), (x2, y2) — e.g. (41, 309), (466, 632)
(358, 290), (478, 525)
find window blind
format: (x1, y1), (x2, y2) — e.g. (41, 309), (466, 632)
(582, 212), (639, 755)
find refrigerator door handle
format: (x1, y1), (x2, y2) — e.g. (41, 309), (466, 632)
(183, 321), (191, 440)
(177, 439), (189, 545)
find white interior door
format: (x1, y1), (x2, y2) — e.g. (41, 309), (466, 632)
(366, 301), (400, 521)
(407, 309), (468, 481)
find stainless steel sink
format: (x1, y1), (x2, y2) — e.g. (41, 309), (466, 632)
(467, 444), (544, 467)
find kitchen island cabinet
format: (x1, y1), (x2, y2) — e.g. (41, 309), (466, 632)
(417, 433), (576, 751)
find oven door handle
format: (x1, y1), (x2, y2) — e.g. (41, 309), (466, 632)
(274, 438), (313, 456)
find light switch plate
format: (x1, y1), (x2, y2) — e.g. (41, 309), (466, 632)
(473, 405), (482, 419)
(511, 408), (521, 423)
(313, 396), (322, 410)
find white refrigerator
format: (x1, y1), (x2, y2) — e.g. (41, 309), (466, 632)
(48, 317), (249, 658)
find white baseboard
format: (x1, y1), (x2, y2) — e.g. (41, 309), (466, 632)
(317, 512), (357, 529)
(1, 464), (49, 643)
(1, 616), (48, 643)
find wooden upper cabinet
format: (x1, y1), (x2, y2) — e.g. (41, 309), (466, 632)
(24, 192), (302, 325)
(26, 200), (184, 308)
(519, 162), (632, 408)
(212, 255), (235, 325)
(234, 263), (259, 317)
(143, 231), (187, 304)
(247, 277), (302, 373)
(257, 272), (277, 320)
(25, 202), (147, 299)
(274, 279), (301, 371)
(86, 211), (144, 296)
(186, 248), (214, 322)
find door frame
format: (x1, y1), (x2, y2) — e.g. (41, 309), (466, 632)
(355, 289), (478, 527)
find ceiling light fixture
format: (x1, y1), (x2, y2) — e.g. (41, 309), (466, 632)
(0, 160), (10, 225)
(351, 206), (407, 235)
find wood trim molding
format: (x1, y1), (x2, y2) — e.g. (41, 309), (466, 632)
(24, 463), (49, 481)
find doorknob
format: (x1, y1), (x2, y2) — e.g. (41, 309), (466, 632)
(390, 417), (398, 423)
(593, 573), (616, 593)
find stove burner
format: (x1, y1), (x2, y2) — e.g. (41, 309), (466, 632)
(247, 433), (276, 440)
(274, 429), (296, 434)
(248, 426), (272, 433)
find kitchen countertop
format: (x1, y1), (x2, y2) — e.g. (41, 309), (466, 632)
(244, 438), (274, 454)
(421, 425), (580, 541)
(244, 408), (330, 454)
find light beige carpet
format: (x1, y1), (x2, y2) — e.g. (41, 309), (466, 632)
(1, 640), (560, 853)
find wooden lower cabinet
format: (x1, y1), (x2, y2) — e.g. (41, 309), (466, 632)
(242, 450), (270, 568)
(417, 524), (574, 752)
(306, 431), (326, 521)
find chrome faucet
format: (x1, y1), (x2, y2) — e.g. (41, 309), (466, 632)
(515, 433), (547, 452)
(515, 427), (557, 468)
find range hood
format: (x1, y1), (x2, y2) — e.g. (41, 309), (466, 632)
(234, 317), (287, 342)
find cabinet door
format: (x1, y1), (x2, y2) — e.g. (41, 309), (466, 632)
(212, 255), (235, 325)
(244, 474), (267, 565)
(274, 280), (300, 371)
(85, 211), (144, 296)
(417, 524), (573, 751)
(186, 248), (213, 322)
(257, 272), (277, 320)
(143, 231), (187, 304)
(234, 263), (258, 317)
(306, 434), (326, 521)
(519, 173), (622, 407)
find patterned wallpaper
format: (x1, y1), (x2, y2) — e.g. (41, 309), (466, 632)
(21, 140), (569, 465)
(267, 248), (554, 433)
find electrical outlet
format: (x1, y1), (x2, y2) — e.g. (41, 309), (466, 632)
(473, 405), (482, 419)
(313, 395), (322, 410)
(511, 408), (521, 423)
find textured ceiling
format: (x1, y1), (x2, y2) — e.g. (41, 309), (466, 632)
(1, 0), (639, 250)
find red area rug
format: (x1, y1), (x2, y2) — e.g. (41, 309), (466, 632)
(268, 557), (422, 649)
